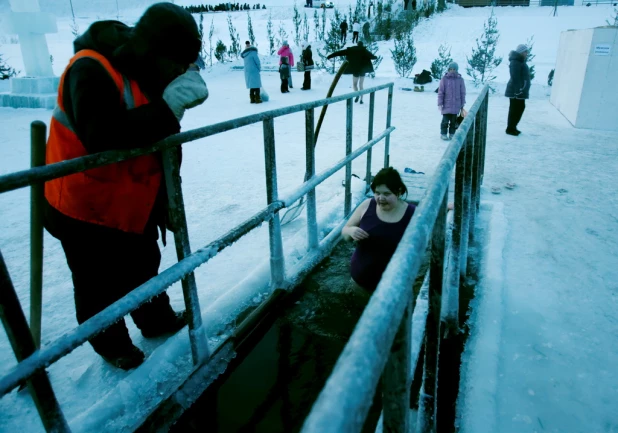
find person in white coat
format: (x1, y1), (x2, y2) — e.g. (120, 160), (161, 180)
(352, 21), (361, 44)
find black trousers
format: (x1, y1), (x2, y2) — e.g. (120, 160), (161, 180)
(352, 31), (359, 43)
(341, 30), (347, 43)
(507, 98), (526, 131)
(303, 71), (311, 89)
(60, 229), (176, 356)
(281, 78), (289, 92)
(441, 113), (458, 135)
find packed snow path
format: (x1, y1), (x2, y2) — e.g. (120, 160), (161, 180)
(458, 96), (618, 433)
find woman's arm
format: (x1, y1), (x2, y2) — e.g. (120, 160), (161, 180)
(342, 199), (371, 241)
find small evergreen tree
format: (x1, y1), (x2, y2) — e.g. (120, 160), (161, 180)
(293, 4), (302, 46)
(302, 12), (310, 43)
(208, 17), (215, 66)
(227, 14), (241, 58)
(215, 40), (227, 63)
(390, 31), (416, 78)
(430, 43), (453, 79)
(267, 13), (276, 55)
(69, 0), (79, 37)
(608, 8), (618, 26)
(466, 10), (502, 89)
(0, 49), (18, 80)
(437, 0), (446, 13)
(321, 7), (327, 40)
(314, 10), (320, 39)
(348, 5), (354, 26)
(277, 21), (289, 48)
(198, 13), (206, 58)
(526, 35), (535, 81)
(316, 9), (345, 73)
(247, 11), (257, 46)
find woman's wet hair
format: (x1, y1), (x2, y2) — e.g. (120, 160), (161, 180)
(370, 167), (408, 198)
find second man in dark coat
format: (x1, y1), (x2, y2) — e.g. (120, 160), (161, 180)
(327, 41), (377, 104)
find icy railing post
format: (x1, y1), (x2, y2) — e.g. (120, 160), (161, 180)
(263, 118), (285, 287)
(305, 108), (319, 250)
(382, 282), (414, 431)
(480, 96), (488, 188)
(30, 121), (46, 349)
(344, 98), (353, 216)
(416, 189), (448, 432)
(0, 251), (70, 433)
(384, 85), (393, 168)
(365, 92), (375, 192)
(162, 149), (210, 365)
(468, 118), (479, 242)
(458, 124), (475, 276)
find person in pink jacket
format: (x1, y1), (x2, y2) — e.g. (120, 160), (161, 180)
(277, 41), (295, 88)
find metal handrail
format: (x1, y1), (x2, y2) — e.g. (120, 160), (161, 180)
(301, 84), (489, 433)
(0, 83), (395, 432)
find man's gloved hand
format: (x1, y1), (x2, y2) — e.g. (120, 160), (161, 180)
(162, 70), (209, 122)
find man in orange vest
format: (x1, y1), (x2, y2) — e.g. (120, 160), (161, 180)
(44, 3), (209, 370)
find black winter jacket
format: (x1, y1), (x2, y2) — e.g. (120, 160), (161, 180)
(45, 10), (198, 242)
(505, 51), (530, 100)
(302, 46), (314, 70)
(327, 46), (377, 75)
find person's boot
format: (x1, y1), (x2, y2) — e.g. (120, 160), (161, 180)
(254, 92), (263, 103)
(142, 310), (187, 339)
(505, 128), (520, 136)
(440, 134), (449, 141)
(354, 96), (359, 103)
(97, 344), (145, 370)
(250, 92), (255, 103)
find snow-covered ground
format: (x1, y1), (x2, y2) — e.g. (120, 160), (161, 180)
(1, 1), (618, 432)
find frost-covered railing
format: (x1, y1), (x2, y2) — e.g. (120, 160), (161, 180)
(301, 85), (489, 433)
(0, 83), (395, 432)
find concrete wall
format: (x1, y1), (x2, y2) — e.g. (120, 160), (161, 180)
(551, 27), (618, 132)
(577, 27), (618, 130)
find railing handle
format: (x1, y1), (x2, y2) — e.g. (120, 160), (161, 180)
(30, 121), (46, 349)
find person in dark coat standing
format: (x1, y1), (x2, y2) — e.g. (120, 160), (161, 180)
(43, 3), (209, 370)
(340, 20), (348, 44)
(438, 62), (466, 140)
(505, 44), (531, 136)
(301, 43), (314, 90)
(241, 41), (262, 103)
(327, 41), (377, 104)
(279, 56), (291, 93)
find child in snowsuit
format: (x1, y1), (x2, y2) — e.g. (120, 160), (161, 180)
(280, 56), (291, 93)
(437, 62), (466, 140)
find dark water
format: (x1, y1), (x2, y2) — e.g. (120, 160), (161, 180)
(172, 241), (382, 433)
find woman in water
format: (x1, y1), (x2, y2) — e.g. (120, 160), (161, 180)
(343, 167), (415, 292)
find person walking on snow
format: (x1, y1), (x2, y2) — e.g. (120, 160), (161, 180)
(327, 41), (376, 104)
(43, 3), (209, 370)
(241, 41), (262, 103)
(301, 43), (314, 90)
(280, 56), (291, 93)
(277, 41), (295, 88)
(438, 62), (466, 140)
(352, 21), (361, 44)
(505, 44), (531, 136)
(340, 19), (348, 44)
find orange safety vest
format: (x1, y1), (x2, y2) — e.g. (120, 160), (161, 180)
(45, 49), (162, 234)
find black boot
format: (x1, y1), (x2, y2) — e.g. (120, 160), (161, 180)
(97, 344), (145, 370)
(142, 310), (187, 338)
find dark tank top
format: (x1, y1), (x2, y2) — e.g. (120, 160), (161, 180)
(350, 198), (415, 291)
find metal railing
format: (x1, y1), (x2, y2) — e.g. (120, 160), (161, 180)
(0, 83), (395, 432)
(301, 84), (489, 433)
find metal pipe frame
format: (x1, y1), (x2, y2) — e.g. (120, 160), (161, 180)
(30, 121), (46, 349)
(0, 84), (394, 195)
(0, 84), (397, 414)
(305, 108), (319, 250)
(162, 149), (209, 365)
(344, 98), (353, 216)
(301, 85), (489, 433)
(365, 92), (375, 193)
(384, 86), (393, 168)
